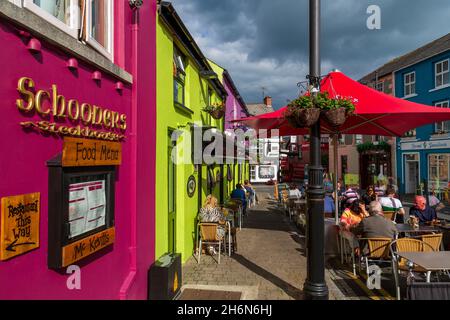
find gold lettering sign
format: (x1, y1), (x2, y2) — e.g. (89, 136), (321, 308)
(17, 77), (127, 142)
(62, 227), (115, 267)
(1, 193), (40, 261)
(62, 137), (122, 167)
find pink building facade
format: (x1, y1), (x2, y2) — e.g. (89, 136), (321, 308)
(0, 0), (156, 299)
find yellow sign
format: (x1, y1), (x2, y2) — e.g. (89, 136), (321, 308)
(17, 77), (127, 142)
(62, 227), (115, 267)
(344, 174), (360, 186)
(1, 193), (40, 261)
(62, 137), (122, 167)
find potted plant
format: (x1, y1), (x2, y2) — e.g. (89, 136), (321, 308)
(285, 95), (320, 128)
(203, 102), (225, 119)
(321, 94), (357, 128)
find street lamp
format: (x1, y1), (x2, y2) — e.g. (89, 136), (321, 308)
(303, 0), (329, 300)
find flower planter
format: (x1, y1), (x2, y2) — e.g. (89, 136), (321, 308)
(323, 107), (347, 128)
(210, 109), (225, 119)
(286, 108), (321, 128)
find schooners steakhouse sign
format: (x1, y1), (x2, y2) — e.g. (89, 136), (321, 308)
(16, 77), (127, 142)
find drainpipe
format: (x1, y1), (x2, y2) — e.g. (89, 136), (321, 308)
(119, 1), (140, 300)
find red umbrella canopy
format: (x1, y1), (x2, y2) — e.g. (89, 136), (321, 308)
(235, 71), (450, 137)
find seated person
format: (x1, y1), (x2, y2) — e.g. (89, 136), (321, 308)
(410, 196), (438, 225)
(231, 184), (247, 215)
(379, 187), (405, 223)
(244, 180), (258, 206)
(352, 201), (397, 240)
(362, 186), (377, 207)
(199, 195), (226, 254)
(340, 200), (369, 231)
(288, 184), (302, 200)
(429, 191), (445, 212)
(341, 186), (360, 210)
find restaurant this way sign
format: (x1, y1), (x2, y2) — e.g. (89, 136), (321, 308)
(1, 193), (40, 261)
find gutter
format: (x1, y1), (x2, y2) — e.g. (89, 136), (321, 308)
(119, 5), (139, 300)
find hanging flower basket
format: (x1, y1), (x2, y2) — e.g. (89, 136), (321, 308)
(285, 107), (321, 128)
(322, 107), (347, 127)
(210, 109), (225, 119)
(203, 102), (225, 119)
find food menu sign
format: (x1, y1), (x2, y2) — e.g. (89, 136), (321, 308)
(1, 193), (40, 261)
(69, 181), (106, 239)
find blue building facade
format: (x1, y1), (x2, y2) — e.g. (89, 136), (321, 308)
(396, 50), (450, 196)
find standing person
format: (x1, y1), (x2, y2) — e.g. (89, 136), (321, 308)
(324, 192), (336, 218)
(429, 191), (445, 212)
(231, 184), (247, 216)
(410, 196), (438, 225)
(379, 187), (405, 223)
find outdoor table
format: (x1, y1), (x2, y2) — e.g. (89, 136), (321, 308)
(396, 224), (440, 235)
(397, 251), (450, 282)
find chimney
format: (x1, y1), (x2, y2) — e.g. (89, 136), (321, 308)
(264, 96), (272, 107)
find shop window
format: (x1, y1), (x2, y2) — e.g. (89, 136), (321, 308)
(24, 0), (80, 38)
(375, 81), (384, 92)
(85, 0), (114, 60)
(173, 46), (186, 107)
(345, 135), (353, 146)
(428, 154), (450, 190)
(435, 59), (449, 89)
(435, 101), (450, 134)
(355, 135), (363, 145)
(404, 71), (416, 97)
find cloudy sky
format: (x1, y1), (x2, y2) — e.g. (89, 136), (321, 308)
(169, 0), (450, 109)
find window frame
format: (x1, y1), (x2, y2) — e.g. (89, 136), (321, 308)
(375, 81), (384, 92)
(23, 0), (79, 38)
(173, 46), (187, 107)
(404, 71), (416, 97)
(85, 0), (114, 61)
(428, 154), (450, 190)
(434, 100), (450, 134)
(435, 59), (450, 89)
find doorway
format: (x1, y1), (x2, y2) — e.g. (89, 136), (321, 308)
(404, 154), (420, 194)
(168, 132), (177, 254)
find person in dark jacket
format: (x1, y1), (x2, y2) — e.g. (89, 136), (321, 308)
(410, 196), (438, 225)
(362, 186), (377, 207)
(231, 184), (247, 215)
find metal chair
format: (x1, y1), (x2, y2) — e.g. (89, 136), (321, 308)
(390, 238), (437, 300)
(197, 223), (226, 264)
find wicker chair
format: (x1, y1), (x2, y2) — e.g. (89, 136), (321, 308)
(420, 233), (443, 252)
(383, 211), (395, 221)
(197, 223), (226, 264)
(390, 238), (437, 300)
(359, 238), (392, 276)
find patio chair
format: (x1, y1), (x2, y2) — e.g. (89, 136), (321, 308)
(197, 223), (226, 264)
(383, 211), (395, 221)
(230, 199), (244, 230)
(359, 238), (392, 276)
(420, 233), (443, 252)
(390, 238), (436, 300)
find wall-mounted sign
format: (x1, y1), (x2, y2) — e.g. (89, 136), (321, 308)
(187, 175), (196, 198)
(401, 139), (450, 151)
(62, 137), (122, 167)
(16, 77), (127, 142)
(62, 227), (115, 267)
(1, 193), (40, 261)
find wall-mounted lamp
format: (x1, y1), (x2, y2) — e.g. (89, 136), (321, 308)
(115, 81), (124, 91)
(27, 38), (41, 53)
(92, 71), (102, 81)
(129, 0), (143, 9)
(200, 70), (218, 80)
(66, 58), (78, 70)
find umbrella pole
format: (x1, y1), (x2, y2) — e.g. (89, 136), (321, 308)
(334, 134), (339, 225)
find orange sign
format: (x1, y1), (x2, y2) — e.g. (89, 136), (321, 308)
(62, 227), (115, 267)
(62, 137), (122, 167)
(1, 193), (40, 261)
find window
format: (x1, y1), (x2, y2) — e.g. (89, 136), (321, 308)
(345, 135), (353, 146)
(404, 72), (416, 97)
(375, 81), (384, 92)
(428, 154), (450, 190)
(173, 46), (186, 106)
(435, 59), (449, 88)
(355, 135), (363, 145)
(86, 0), (114, 59)
(435, 101), (450, 133)
(403, 129), (416, 138)
(24, 0), (80, 37)
(339, 134), (345, 145)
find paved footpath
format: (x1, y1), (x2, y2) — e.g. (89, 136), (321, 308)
(182, 189), (346, 300)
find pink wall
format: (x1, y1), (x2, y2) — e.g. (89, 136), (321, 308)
(0, 1), (156, 300)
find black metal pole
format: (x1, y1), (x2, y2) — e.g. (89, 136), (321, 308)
(303, 0), (329, 300)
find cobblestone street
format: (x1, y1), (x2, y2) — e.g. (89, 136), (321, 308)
(181, 187), (346, 300)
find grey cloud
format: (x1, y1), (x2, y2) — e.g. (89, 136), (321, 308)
(169, 0), (450, 109)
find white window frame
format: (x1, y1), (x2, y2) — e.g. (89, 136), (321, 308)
(86, 0), (114, 60)
(375, 81), (384, 92)
(435, 59), (450, 89)
(428, 154), (450, 191)
(435, 101), (450, 133)
(355, 135), (363, 145)
(404, 72), (416, 97)
(23, 0), (79, 38)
